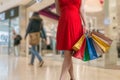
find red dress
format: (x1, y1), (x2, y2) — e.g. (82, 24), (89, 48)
(56, 0), (83, 50)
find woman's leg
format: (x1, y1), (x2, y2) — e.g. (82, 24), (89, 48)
(30, 52), (35, 65)
(14, 46), (19, 56)
(60, 50), (74, 80)
(69, 62), (75, 80)
(30, 46), (44, 67)
(30, 46), (43, 61)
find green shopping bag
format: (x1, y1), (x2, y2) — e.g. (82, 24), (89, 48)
(83, 38), (90, 61)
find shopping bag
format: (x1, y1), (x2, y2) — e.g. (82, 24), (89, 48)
(73, 38), (86, 59)
(72, 34), (85, 51)
(91, 31), (112, 46)
(83, 40), (90, 61)
(92, 40), (103, 56)
(86, 36), (98, 60)
(92, 34), (110, 53)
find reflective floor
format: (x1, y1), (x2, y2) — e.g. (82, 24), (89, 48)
(0, 55), (120, 80)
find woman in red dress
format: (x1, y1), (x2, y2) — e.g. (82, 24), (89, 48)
(55, 0), (86, 80)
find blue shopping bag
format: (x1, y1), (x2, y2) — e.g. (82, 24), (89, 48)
(86, 36), (98, 60)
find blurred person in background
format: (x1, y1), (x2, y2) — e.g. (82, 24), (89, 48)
(37, 20), (47, 52)
(12, 29), (22, 56)
(25, 12), (45, 67)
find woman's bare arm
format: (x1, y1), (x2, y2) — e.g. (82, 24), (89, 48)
(80, 0), (88, 29)
(55, 0), (61, 16)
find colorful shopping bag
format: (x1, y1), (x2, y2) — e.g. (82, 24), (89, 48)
(86, 36), (98, 60)
(83, 39), (90, 61)
(91, 31), (112, 46)
(72, 34), (85, 51)
(73, 38), (86, 59)
(92, 40), (103, 56)
(92, 34), (110, 53)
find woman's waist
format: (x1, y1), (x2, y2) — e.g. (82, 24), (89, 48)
(61, 9), (79, 14)
(60, 5), (79, 14)
(60, 12), (80, 19)
(59, 14), (82, 23)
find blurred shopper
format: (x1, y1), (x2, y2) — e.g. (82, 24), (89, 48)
(37, 23), (47, 52)
(46, 36), (53, 50)
(55, 0), (86, 80)
(12, 30), (22, 56)
(25, 12), (44, 67)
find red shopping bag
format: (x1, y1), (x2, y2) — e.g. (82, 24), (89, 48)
(73, 38), (86, 59)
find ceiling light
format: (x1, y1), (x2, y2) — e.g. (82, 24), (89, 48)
(36, 0), (42, 3)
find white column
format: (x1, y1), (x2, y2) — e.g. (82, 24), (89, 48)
(19, 5), (27, 57)
(104, 0), (118, 66)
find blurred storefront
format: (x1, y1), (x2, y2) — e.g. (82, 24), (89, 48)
(0, 6), (21, 55)
(0, 0), (58, 56)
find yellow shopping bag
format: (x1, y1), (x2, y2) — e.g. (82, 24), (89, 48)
(72, 34), (85, 51)
(92, 34), (110, 53)
(91, 31), (112, 46)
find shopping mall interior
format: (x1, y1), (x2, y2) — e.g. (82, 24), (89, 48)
(0, 0), (120, 80)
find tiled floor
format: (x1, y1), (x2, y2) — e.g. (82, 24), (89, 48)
(0, 55), (120, 80)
